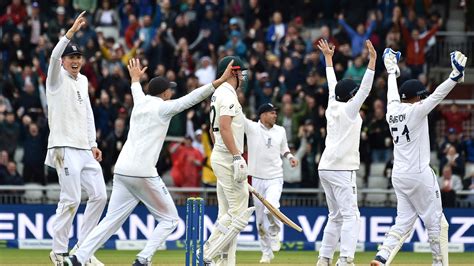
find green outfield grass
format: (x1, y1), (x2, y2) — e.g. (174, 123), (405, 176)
(0, 249), (473, 265)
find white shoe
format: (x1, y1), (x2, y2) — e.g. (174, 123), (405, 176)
(85, 255), (105, 266)
(259, 253), (274, 264)
(270, 234), (280, 252)
(335, 257), (355, 266)
(49, 251), (66, 266)
(316, 257), (331, 266)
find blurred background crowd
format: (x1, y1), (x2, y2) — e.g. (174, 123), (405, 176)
(0, 0), (474, 206)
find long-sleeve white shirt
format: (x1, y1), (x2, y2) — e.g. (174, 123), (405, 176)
(283, 137), (307, 183)
(114, 82), (215, 177)
(386, 74), (457, 174)
(45, 36), (97, 150)
(245, 119), (290, 179)
(318, 67), (374, 171)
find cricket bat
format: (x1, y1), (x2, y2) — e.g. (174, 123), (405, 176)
(247, 183), (303, 232)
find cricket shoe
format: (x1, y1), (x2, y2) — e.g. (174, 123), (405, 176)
(259, 253), (274, 264)
(132, 258), (152, 266)
(370, 255), (386, 266)
(335, 256), (355, 266)
(49, 251), (68, 266)
(63, 255), (81, 266)
(85, 255), (104, 266)
(316, 256), (332, 266)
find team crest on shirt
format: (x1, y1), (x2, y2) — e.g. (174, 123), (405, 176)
(229, 104), (234, 109)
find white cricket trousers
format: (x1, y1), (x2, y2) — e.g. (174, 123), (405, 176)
(48, 147), (107, 254)
(208, 151), (249, 265)
(376, 167), (443, 260)
(252, 177), (283, 257)
(318, 170), (360, 260)
(74, 174), (180, 264)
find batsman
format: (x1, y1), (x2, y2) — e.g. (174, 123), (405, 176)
(203, 56), (255, 266)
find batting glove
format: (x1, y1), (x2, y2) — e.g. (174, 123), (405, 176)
(232, 155), (248, 183)
(383, 48), (401, 77)
(449, 51), (467, 83)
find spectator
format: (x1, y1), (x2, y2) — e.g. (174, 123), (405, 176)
(438, 128), (461, 161)
(22, 123), (47, 184)
(338, 13), (376, 58)
(94, 0), (120, 39)
(1, 161), (23, 185)
(0, 150), (9, 179)
(0, 112), (20, 158)
(438, 165), (463, 208)
(398, 15), (441, 78)
(343, 55), (366, 85)
(100, 118), (127, 183)
(266, 11), (286, 55)
(440, 145), (465, 178)
(194, 56), (216, 85)
(441, 104), (471, 135)
(224, 30), (247, 58)
(283, 133), (308, 188)
(368, 101), (392, 163)
(169, 137), (203, 187)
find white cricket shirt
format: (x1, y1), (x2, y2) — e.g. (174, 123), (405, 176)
(210, 82), (245, 154)
(318, 67), (374, 171)
(386, 74), (457, 174)
(45, 36), (97, 151)
(245, 120), (290, 179)
(114, 82), (215, 177)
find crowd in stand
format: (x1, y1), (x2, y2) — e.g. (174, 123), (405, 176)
(0, 0), (473, 205)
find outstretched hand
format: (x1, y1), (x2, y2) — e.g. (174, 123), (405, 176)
(366, 40), (377, 60)
(127, 58), (148, 83)
(69, 11), (87, 33)
(317, 39), (335, 58)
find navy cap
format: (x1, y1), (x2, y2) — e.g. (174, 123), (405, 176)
(148, 77), (177, 96)
(399, 79), (429, 100)
(62, 43), (82, 57)
(335, 79), (358, 102)
(257, 103), (278, 117)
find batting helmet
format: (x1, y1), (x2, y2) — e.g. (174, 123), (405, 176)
(335, 79), (359, 102)
(216, 56), (246, 79)
(399, 79), (429, 100)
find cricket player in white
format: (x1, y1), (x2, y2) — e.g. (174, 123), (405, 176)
(203, 56), (255, 266)
(370, 49), (467, 266)
(316, 39), (377, 266)
(64, 59), (235, 266)
(245, 103), (298, 263)
(44, 11), (107, 266)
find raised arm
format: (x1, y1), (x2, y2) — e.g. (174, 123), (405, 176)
(345, 40), (376, 118)
(127, 58), (148, 100)
(415, 51), (466, 118)
(317, 39), (336, 103)
(161, 59), (235, 117)
(46, 11), (87, 91)
(383, 48), (402, 105)
(338, 14), (357, 38)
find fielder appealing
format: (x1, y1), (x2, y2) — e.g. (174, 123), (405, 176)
(316, 39), (377, 266)
(370, 49), (467, 266)
(44, 11), (106, 266)
(64, 58), (234, 266)
(203, 56), (255, 266)
(245, 103), (298, 263)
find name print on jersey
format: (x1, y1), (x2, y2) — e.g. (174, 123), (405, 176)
(388, 113), (406, 123)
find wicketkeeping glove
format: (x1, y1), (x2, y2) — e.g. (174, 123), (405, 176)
(232, 155), (248, 183)
(449, 51), (467, 83)
(383, 48), (401, 77)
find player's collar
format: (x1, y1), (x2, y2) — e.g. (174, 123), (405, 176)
(221, 82), (237, 96)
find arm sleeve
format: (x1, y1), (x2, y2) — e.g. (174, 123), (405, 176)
(186, 118), (195, 140)
(364, 21), (376, 39)
(421, 25), (439, 42)
(86, 97), (98, 148)
(244, 118), (255, 135)
(345, 69), (374, 119)
(339, 19), (357, 38)
(280, 128), (291, 156)
(131, 82), (145, 101)
(326, 67), (337, 104)
(387, 74), (401, 106)
(295, 137), (307, 159)
(161, 83), (216, 117)
(413, 78), (457, 119)
(46, 36), (70, 92)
